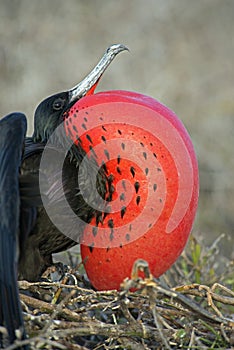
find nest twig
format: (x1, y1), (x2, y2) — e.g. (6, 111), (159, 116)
(2, 234), (234, 349)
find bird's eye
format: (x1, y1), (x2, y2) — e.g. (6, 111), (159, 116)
(53, 98), (65, 111)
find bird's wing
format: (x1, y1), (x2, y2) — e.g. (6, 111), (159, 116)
(0, 113), (28, 348)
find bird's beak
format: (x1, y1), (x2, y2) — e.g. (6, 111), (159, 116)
(68, 44), (128, 103)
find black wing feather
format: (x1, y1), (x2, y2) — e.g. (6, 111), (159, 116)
(0, 113), (28, 349)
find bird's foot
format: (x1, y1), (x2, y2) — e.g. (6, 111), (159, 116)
(41, 262), (70, 282)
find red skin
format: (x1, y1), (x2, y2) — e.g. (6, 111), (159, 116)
(65, 90), (199, 290)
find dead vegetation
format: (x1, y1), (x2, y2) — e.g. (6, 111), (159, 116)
(2, 234), (233, 350)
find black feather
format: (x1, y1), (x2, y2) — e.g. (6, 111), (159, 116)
(18, 94), (107, 281)
(0, 113), (28, 349)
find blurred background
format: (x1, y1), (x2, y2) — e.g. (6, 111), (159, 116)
(1, 0), (233, 257)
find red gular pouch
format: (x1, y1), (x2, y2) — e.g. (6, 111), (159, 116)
(65, 90), (199, 291)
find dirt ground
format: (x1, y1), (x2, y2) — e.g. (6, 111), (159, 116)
(1, 0), (234, 257)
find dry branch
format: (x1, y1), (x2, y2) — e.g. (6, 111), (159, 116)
(4, 258), (233, 349)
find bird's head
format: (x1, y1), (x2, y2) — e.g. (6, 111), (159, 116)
(33, 44), (128, 144)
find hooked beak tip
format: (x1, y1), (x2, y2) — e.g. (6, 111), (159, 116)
(69, 43), (129, 103)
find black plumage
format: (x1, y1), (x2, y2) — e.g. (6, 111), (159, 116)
(0, 113), (28, 349)
(18, 106), (107, 281)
